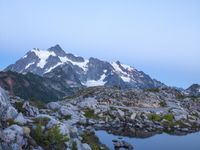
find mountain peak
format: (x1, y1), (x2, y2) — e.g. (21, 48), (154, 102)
(116, 61), (121, 65)
(48, 44), (66, 55)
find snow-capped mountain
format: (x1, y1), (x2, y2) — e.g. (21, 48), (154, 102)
(5, 45), (165, 89)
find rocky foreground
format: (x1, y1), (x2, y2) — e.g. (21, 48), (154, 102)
(0, 86), (200, 150)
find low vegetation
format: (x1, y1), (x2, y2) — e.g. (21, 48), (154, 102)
(31, 125), (69, 150)
(29, 98), (46, 109)
(33, 117), (50, 126)
(145, 88), (160, 93)
(84, 109), (99, 119)
(81, 131), (108, 150)
(61, 114), (72, 120)
(15, 102), (25, 113)
(148, 113), (174, 122)
(148, 114), (161, 121)
(163, 114), (174, 122)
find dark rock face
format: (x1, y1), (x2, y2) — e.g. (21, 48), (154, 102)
(48, 44), (66, 56)
(44, 64), (83, 87)
(4, 44), (165, 89)
(86, 57), (112, 80)
(185, 84), (200, 97)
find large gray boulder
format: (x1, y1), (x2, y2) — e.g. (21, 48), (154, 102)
(47, 102), (61, 110)
(0, 125), (27, 150)
(0, 87), (18, 122)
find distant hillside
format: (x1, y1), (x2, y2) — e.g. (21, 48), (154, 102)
(0, 71), (80, 102)
(185, 84), (200, 97)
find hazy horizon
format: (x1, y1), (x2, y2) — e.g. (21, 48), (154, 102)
(0, 0), (199, 88)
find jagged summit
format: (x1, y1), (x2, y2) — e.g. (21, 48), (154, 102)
(48, 44), (63, 51)
(4, 45), (165, 89)
(48, 44), (66, 56)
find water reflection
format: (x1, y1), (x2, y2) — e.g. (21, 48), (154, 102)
(96, 130), (200, 150)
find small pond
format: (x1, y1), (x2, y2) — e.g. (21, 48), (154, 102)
(96, 130), (200, 150)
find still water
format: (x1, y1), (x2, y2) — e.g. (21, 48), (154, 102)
(96, 130), (200, 150)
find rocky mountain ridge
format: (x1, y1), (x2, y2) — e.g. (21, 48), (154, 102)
(5, 44), (165, 89)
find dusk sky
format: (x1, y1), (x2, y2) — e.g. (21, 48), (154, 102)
(0, 0), (199, 88)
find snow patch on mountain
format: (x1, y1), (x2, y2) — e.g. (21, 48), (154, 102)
(59, 56), (89, 71)
(112, 62), (136, 82)
(121, 64), (135, 71)
(112, 62), (122, 73)
(121, 76), (131, 82)
(83, 74), (106, 87)
(103, 70), (107, 73)
(31, 49), (56, 68)
(25, 62), (35, 69)
(45, 62), (63, 73)
(112, 62), (129, 76)
(23, 55), (28, 59)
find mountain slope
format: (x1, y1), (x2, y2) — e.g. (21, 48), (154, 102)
(0, 71), (79, 102)
(185, 84), (200, 97)
(5, 44), (165, 89)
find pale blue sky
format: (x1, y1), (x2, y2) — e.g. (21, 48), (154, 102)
(0, 0), (199, 88)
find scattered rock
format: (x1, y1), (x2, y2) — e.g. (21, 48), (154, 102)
(14, 113), (27, 125)
(47, 102), (61, 110)
(131, 112), (137, 120)
(22, 101), (39, 117)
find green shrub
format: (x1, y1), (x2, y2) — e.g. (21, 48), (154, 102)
(45, 126), (69, 149)
(84, 109), (99, 119)
(148, 114), (161, 121)
(32, 124), (44, 144)
(31, 125), (69, 150)
(61, 114), (72, 120)
(163, 114), (174, 122)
